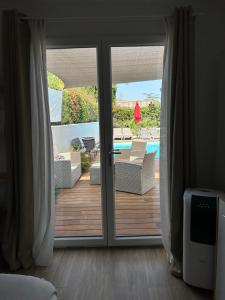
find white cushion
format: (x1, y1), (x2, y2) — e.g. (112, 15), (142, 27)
(90, 162), (100, 169)
(0, 274), (57, 300)
(71, 163), (80, 170)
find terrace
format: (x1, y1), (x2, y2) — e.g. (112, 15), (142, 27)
(55, 156), (160, 237)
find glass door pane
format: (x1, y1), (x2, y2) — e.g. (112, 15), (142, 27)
(47, 47), (104, 238)
(111, 46), (164, 237)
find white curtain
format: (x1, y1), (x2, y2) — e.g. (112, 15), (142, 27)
(160, 8), (195, 277)
(29, 20), (55, 266)
(160, 18), (173, 263)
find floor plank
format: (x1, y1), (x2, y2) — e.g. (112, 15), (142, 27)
(18, 247), (213, 300)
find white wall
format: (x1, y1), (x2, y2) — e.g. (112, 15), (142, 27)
(0, 0), (225, 189)
(52, 122), (100, 153)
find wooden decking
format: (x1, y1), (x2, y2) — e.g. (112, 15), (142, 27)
(55, 172), (160, 237)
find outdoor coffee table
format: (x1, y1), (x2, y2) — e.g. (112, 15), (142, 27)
(90, 162), (101, 184)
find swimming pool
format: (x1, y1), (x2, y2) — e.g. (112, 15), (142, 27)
(114, 141), (160, 159)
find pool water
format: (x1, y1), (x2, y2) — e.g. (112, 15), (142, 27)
(114, 141), (160, 159)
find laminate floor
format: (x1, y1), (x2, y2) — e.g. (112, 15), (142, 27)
(19, 247), (213, 300)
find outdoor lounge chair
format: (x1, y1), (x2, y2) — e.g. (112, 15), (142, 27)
(82, 137), (99, 157)
(71, 137), (86, 152)
(113, 128), (133, 140)
(140, 128), (152, 139)
(115, 151), (156, 195)
(54, 151), (81, 188)
(117, 141), (146, 161)
(122, 128), (133, 140)
(150, 128), (160, 140)
(113, 128), (124, 140)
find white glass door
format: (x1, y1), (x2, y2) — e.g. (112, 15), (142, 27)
(101, 42), (164, 246)
(48, 39), (164, 247)
(47, 44), (108, 247)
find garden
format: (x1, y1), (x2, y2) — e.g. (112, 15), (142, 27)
(50, 71), (161, 191)
(48, 71), (160, 135)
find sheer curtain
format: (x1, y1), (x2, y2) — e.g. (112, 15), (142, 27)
(160, 7), (195, 276)
(160, 17), (173, 263)
(29, 20), (55, 266)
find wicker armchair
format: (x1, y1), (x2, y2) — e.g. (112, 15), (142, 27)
(54, 151), (81, 188)
(115, 151), (156, 195)
(115, 141), (147, 162)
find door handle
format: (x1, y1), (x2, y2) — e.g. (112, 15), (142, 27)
(109, 150), (122, 155)
(108, 150), (121, 165)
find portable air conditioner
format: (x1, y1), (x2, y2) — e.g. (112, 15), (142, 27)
(183, 188), (218, 290)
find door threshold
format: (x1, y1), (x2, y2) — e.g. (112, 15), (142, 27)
(54, 236), (162, 248)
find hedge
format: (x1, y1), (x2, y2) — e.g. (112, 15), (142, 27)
(61, 88), (98, 124)
(112, 102), (160, 129)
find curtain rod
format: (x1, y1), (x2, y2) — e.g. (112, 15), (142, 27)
(20, 13), (204, 22)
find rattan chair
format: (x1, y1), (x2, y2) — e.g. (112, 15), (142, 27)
(115, 151), (156, 195)
(54, 152), (81, 188)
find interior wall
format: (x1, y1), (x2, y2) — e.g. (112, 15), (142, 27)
(194, 9), (225, 189)
(215, 48), (225, 190)
(0, 0), (224, 190)
(0, 12), (6, 201)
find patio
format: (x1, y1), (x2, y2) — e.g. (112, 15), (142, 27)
(55, 159), (160, 237)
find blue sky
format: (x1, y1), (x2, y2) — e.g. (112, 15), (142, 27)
(116, 80), (162, 101)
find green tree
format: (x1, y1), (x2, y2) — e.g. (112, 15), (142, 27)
(144, 92), (161, 102)
(82, 86), (98, 100)
(48, 72), (64, 90)
(141, 102), (161, 127)
(112, 84), (117, 103)
(70, 84), (117, 104)
(61, 89), (73, 124)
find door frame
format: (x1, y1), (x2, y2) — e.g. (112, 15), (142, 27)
(49, 40), (109, 248)
(48, 36), (164, 248)
(101, 38), (164, 247)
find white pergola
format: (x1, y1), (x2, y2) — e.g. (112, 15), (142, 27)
(47, 46), (164, 87)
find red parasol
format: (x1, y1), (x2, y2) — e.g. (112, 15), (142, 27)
(134, 101), (141, 124)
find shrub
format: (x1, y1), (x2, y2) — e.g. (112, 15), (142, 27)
(129, 119), (142, 136)
(61, 85), (160, 127)
(61, 89), (74, 124)
(141, 103), (161, 127)
(48, 72), (64, 90)
(112, 106), (133, 127)
(112, 102), (161, 129)
(81, 153), (92, 172)
(76, 88), (98, 123)
(112, 84), (117, 103)
(61, 87), (98, 124)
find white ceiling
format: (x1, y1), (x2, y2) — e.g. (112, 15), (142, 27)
(47, 46), (164, 87)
